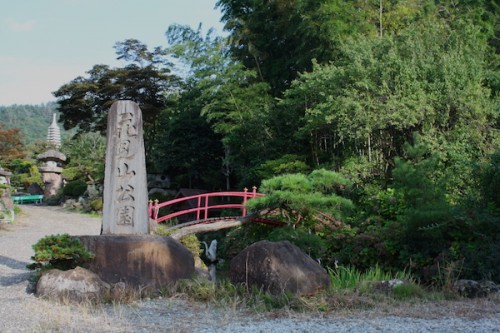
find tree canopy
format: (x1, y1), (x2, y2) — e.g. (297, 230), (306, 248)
(53, 40), (180, 155)
(0, 124), (26, 167)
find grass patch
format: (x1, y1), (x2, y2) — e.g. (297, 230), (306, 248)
(166, 264), (437, 314)
(392, 283), (425, 299)
(328, 264), (412, 290)
(173, 278), (303, 312)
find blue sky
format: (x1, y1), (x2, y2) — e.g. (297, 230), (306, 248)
(0, 0), (224, 106)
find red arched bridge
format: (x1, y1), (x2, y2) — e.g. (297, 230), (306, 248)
(148, 188), (284, 235)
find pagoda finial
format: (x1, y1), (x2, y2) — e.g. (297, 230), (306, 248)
(47, 113), (61, 148)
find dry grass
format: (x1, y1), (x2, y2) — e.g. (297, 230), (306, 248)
(167, 273), (500, 320)
(25, 300), (127, 333)
(13, 283), (500, 333)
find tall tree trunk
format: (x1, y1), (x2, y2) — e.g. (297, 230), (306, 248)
(368, 133), (372, 163)
(379, 0), (383, 37)
(223, 145), (231, 190)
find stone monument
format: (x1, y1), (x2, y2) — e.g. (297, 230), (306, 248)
(102, 100), (149, 235)
(39, 101), (194, 294)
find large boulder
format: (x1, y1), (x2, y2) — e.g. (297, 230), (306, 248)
(454, 279), (500, 298)
(229, 240), (330, 295)
(78, 235), (194, 290)
(36, 266), (110, 303)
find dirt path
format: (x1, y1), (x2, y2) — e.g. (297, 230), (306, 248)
(0, 205), (103, 332)
(0, 205), (101, 268)
(0, 205), (499, 333)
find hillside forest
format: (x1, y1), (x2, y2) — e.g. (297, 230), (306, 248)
(1, 0), (499, 284)
(0, 103), (61, 145)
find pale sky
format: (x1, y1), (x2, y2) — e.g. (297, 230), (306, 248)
(0, 0), (224, 106)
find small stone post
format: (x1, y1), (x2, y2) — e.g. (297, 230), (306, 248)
(102, 101), (149, 235)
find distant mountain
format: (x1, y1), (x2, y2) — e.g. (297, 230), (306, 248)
(0, 102), (67, 145)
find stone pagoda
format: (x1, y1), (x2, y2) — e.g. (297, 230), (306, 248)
(38, 114), (66, 197)
(47, 113), (62, 148)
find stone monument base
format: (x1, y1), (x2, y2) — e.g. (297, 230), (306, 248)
(78, 235), (195, 290)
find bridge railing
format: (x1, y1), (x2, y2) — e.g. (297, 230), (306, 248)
(149, 187), (264, 224)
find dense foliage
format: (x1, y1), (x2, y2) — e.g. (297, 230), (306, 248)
(0, 124), (26, 166)
(42, 0), (500, 283)
(60, 132), (106, 183)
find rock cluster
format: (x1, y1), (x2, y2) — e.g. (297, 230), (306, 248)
(36, 235), (195, 303)
(453, 279), (500, 298)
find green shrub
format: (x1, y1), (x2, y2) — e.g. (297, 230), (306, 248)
(90, 197), (103, 212)
(11, 166), (44, 189)
(63, 180), (87, 197)
(28, 233), (95, 271)
(44, 189), (63, 206)
(61, 167), (80, 182)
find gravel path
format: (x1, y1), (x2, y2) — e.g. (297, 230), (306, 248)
(1, 205), (499, 332)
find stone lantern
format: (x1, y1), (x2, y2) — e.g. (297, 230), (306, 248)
(0, 167), (13, 219)
(37, 149), (66, 197)
(0, 168), (12, 186)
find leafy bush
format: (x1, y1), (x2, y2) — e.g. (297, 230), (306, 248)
(62, 179), (87, 198)
(44, 189), (63, 206)
(10, 165), (43, 189)
(90, 197), (103, 212)
(256, 154), (310, 180)
(61, 167), (81, 182)
(28, 234), (95, 271)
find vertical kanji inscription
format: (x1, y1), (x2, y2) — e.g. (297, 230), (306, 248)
(102, 101), (150, 234)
